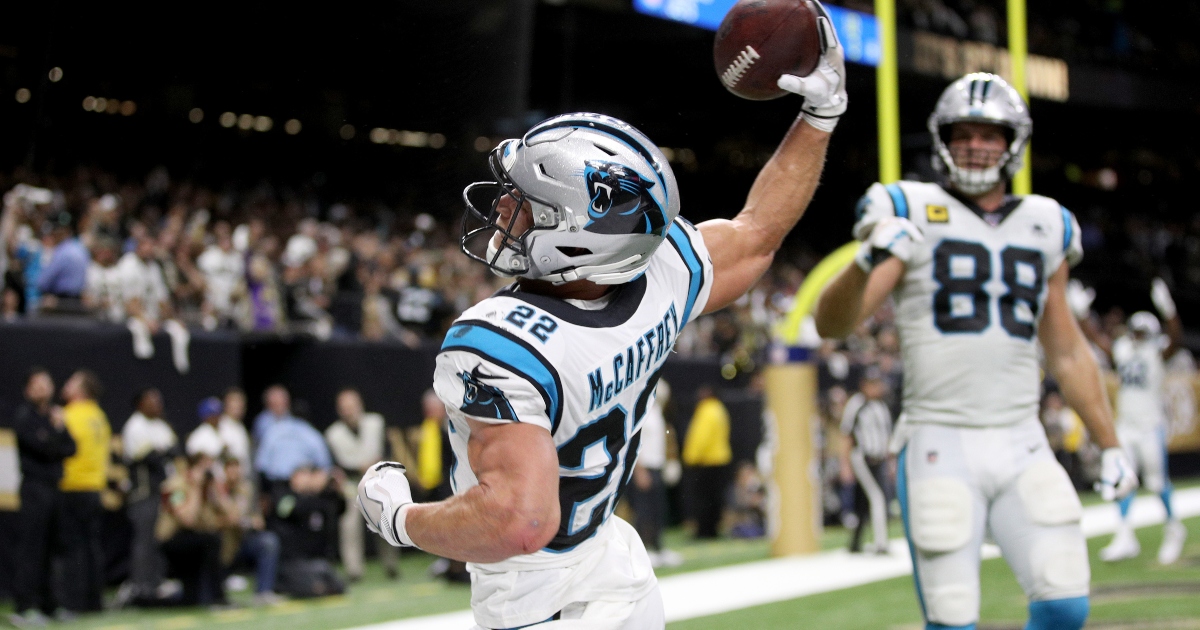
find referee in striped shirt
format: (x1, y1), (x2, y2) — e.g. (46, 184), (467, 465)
(839, 366), (894, 554)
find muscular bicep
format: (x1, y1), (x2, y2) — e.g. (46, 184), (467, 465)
(698, 218), (774, 315)
(465, 419), (560, 533)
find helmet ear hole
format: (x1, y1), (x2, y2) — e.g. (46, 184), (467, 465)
(557, 246), (593, 257)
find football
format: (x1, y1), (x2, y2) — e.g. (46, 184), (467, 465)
(713, 0), (823, 100)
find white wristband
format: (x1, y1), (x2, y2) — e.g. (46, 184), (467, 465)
(801, 112), (839, 133)
(394, 503), (416, 548)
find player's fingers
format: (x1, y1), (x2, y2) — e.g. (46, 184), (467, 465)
(777, 74), (811, 95)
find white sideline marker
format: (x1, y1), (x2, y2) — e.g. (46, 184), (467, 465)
(345, 488), (1200, 629)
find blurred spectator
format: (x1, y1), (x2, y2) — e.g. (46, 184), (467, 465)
(255, 407), (333, 484)
(186, 397), (229, 460)
(627, 382), (682, 568)
(116, 233), (192, 372)
(220, 388), (253, 475)
(2, 184), (53, 314)
(253, 385), (296, 444)
(838, 367), (893, 555)
(84, 236), (124, 322)
(412, 389), (451, 500)
(267, 466), (346, 598)
(410, 390), (470, 584)
(155, 453), (229, 607)
(10, 368), (75, 627)
(195, 222), (245, 331)
(58, 369), (111, 614)
(681, 384), (732, 539)
(727, 462), (766, 539)
(36, 211), (90, 314)
(117, 233), (171, 332)
(324, 388), (395, 581)
(219, 456), (283, 605)
(119, 388), (179, 606)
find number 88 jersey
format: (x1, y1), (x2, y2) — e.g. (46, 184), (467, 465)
(854, 181), (1083, 427)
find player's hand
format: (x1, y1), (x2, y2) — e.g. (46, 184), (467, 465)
(1065, 279), (1095, 321)
(1095, 447), (1139, 502)
(855, 216), (923, 273)
(1151, 278), (1177, 321)
(777, 1), (846, 132)
(357, 461), (416, 547)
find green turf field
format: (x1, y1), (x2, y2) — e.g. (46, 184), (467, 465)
(3, 485), (1197, 629)
(669, 516), (1200, 629)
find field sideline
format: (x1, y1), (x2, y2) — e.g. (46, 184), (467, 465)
(4, 484), (1197, 629)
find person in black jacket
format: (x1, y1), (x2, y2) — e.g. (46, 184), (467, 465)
(9, 368), (76, 627)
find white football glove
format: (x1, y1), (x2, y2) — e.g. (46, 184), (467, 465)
(357, 461), (416, 548)
(1095, 447), (1139, 502)
(1065, 279), (1096, 321)
(854, 216), (923, 273)
(777, 1), (847, 133)
(1150, 278), (1177, 321)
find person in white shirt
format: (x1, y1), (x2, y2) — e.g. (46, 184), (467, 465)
(325, 388), (396, 580)
(116, 234), (191, 372)
(83, 236), (125, 322)
(120, 388), (178, 603)
(219, 388), (252, 476)
(196, 223), (245, 330)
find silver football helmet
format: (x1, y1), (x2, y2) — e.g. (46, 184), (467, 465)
(928, 73), (1032, 195)
(461, 113), (679, 285)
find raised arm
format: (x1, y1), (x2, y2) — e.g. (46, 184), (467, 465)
(698, 4), (846, 314)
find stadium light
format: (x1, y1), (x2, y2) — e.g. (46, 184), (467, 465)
(189, 108), (204, 123)
(428, 133), (445, 149)
(120, 101), (136, 116)
(15, 88), (30, 103)
(48, 67), (63, 82)
(253, 116), (273, 132)
(83, 96), (96, 111)
(339, 124), (356, 140)
(284, 119), (302, 135)
(219, 112), (236, 128)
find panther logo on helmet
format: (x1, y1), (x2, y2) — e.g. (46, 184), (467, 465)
(583, 161), (668, 237)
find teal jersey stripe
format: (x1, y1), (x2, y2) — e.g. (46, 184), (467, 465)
(666, 221), (703, 325)
(1060, 206), (1073, 253)
(885, 183), (909, 219)
(442, 321), (563, 432)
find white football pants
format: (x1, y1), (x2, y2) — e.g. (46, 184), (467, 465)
(898, 418), (1090, 627)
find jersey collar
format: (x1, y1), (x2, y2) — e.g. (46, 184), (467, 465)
(944, 186), (1023, 227)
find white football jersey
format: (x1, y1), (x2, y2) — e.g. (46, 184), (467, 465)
(855, 181), (1083, 427)
(1112, 334), (1167, 430)
(433, 217), (713, 569)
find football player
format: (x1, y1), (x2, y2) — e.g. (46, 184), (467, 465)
(1069, 279), (1188, 564)
(813, 73), (1138, 630)
(357, 6), (847, 628)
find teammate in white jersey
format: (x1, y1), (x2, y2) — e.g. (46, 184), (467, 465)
(814, 73), (1138, 630)
(355, 7), (848, 628)
(1070, 279), (1187, 563)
